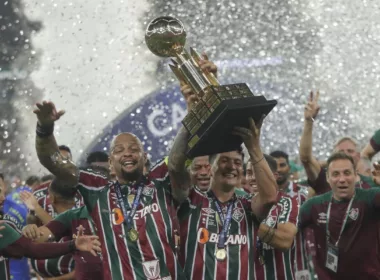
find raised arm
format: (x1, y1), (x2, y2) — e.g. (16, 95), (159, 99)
(233, 117), (277, 218)
(299, 91), (321, 183)
(258, 196), (298, 251)
(168, 55), (217, 202)
(34, 101), (78, 187)
(361, 129), (380, 160)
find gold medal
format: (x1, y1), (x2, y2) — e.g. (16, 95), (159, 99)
(128, 228), (139, 242)
(215, 248), (227, 261)
(128, 194), (135, 205)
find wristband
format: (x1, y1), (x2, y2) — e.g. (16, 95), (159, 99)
(36, 123), (54, 138)
(68, 239), (77, 252)
(252, 157), (264, 165)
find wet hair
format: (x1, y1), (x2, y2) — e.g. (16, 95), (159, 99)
(326, 152), (355, 173)
(270, 150), (289, 165)
(86, 151), (108, 165)
(209, 146), (244, 166)
(25, 176), (40, 186)
(49, 178), (76, 201)
(41, 174), (55, 183)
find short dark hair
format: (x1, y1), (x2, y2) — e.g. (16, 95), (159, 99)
(86, 151), (108, 165)
(25, 176), (40, 186)
(270, 150), (289, 164)
(41, 174), (55, 183)
(0, 173), (3, 180)
(209, 146), (244, 166)
(248, 154), (277, 173)
(327, 152), (355, 172)
(264, 154), (278, 173)
(49, 178), (76, 201)
(58, 145), (72, 155)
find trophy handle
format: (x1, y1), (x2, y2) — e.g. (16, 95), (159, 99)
(190, 47), (219, 86)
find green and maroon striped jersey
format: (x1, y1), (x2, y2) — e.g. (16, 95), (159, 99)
(299, 188), (380, 279)
(281, 183), (317, 278)
(254, 193), (299, 280)
(178, 187), (255, 280)
(77, 164), (184, 280)
(0, 223), (22, 280)
(46, 206), (104, 280)
(31, 183), (79, 278)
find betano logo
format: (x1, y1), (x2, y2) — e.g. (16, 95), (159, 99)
(197, 228), (247, 245)
(112, 203), (160, 224)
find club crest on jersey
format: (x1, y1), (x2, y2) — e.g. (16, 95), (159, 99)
(142, 186), (154, 197)
(142, 260), (160, 279)
(265, 215), (277, 227)
(349, 208), (359, 220)
(232, 208), (244, 223)
(317, 212), (327, 224)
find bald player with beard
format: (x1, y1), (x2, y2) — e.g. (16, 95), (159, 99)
(189, 156), (212, 191)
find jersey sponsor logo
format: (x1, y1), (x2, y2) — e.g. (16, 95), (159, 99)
(232, 208), (244, 223)
(317, 212), (327, 224)
(265, 215), (277, 227)
(349, 208), (359, 220)
(197, 228), (247, 245)
(134, 203), (159, 220)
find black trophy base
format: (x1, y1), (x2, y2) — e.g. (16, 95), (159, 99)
(185, 95), (277, 158)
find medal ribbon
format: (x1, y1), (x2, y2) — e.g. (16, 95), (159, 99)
(326, 192), (355, 247)
(114, 180), (144, 230)
(211, 193), (235, 249)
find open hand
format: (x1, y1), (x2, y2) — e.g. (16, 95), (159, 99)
(33, 101), (65, 126)
(232, 116), (265, 150)
(22, 224), (43, 240)
(19, 191), (38, 211)
(74, 226), (101, 257)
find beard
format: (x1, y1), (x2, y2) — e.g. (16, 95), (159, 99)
(121, 167), (143, 183)
(276, 174), (289, 185)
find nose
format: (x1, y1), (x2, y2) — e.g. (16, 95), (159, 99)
(199, 166), (210, 176)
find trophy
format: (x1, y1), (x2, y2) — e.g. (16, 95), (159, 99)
(145, 16), (277, 158)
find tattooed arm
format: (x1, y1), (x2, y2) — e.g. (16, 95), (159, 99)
(34, 101), (79, 188)
(168, 126), (192, 203)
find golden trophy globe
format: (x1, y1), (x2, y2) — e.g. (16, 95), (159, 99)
(145, 16), (277, 158)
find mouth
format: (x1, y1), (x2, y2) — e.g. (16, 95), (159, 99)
(197, 178), (210, 186)
(337, 186), (349, 190)
(222, 172), (237, 179)
(121, 160), (137, 170)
